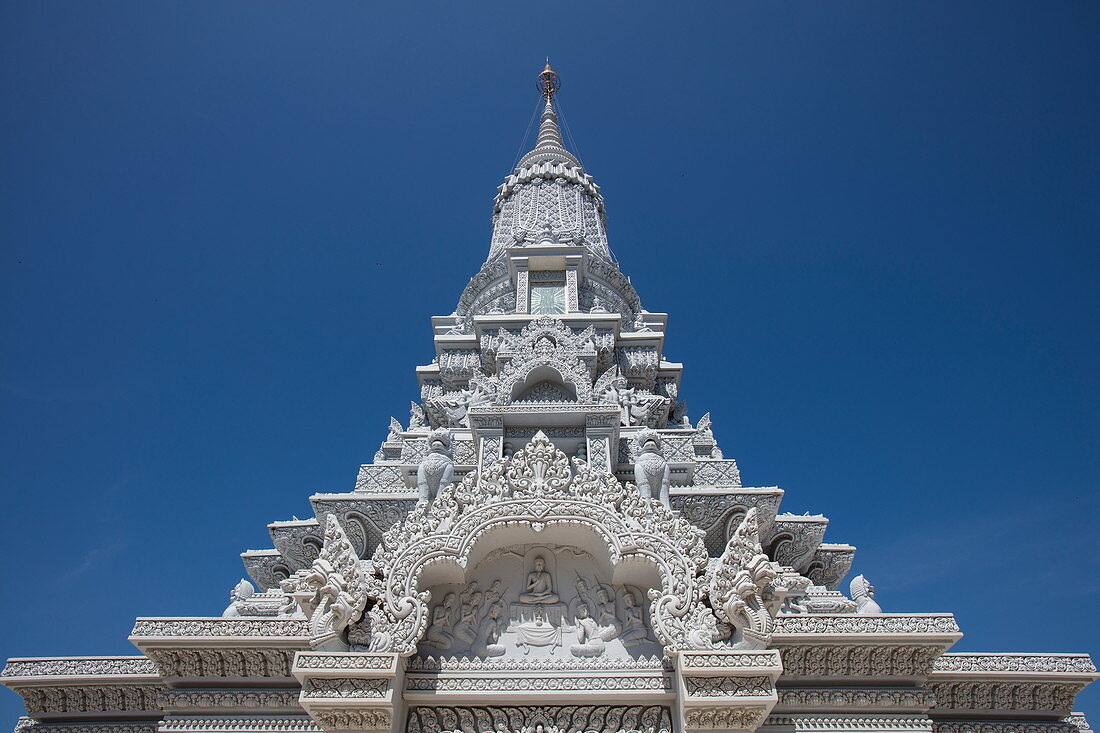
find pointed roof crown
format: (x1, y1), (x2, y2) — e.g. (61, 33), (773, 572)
(516, 98), (580, 169)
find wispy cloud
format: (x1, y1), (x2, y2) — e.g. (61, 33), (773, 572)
(58, 536), (126, 583)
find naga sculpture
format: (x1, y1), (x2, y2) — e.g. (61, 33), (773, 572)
(706, 508), (781, 649)
(633, 428), (671, 509)
(417, 428), (454, 504)
(281, 515), (376, 651)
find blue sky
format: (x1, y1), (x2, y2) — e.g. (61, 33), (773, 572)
(2, 0), (1098, 724)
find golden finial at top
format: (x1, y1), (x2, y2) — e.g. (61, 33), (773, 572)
(536, 61), (560, 102)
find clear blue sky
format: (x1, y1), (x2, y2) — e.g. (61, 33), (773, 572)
(2, 1), (1098, 724)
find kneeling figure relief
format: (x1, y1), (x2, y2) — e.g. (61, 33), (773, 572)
(418, 544), (660, 661)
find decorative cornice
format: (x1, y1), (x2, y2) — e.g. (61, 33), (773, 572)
(932, 654), (1097, 675)
(130, 618), (309, 640)
(774, 614), (960, 636)
(293, 654), (396, 671)
(2, 658), (157, 678)
(680, 651), (782, 671)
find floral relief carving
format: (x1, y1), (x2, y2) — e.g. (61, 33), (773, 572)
(683, 707), (767, 730)
(406, 705), (673, 733)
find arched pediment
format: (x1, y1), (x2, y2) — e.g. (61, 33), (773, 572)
(513, 374), (578, 404)
(497, 318), (596, 404)
(365, 432), (716, 657)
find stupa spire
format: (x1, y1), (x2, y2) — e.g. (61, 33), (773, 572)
(517, 63), (580, 169)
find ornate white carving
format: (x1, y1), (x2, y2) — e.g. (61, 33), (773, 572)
(777, 644), (944, 678)
(497, 317), (595, 404)
(406, 705), (673, 733)
(145, 649), (295, 679)
(14, 721), (160, 733)
(774, 614), (960, 635)
(706, 509), (781, 649)
(312, 709), (390, 731)
(161, 689), (301, 711)
(1, 658), (157, 676)
(775, 687), (934, 710)
(851, 574), (883, 615)
(929, 681), (1087, 714)
(417, 428), (455, 504)
(281, 516), (377, 651)
(365, 432), (716, 656)
(130, 619), (309, 638)
(684, 707), (768, 730)
(632, 429), (671, 508)
(159, 718), (319, 733)
(933, 654), (1098, 673)
(595, 366), (668, 427)
(14, 686), (163, 715)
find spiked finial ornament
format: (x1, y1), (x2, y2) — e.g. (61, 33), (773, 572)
(536, 61), (560, 102)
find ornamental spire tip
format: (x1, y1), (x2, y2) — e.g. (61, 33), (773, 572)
(536, 62), (560, 102)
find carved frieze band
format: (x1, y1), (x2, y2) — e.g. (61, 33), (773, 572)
(684, 707), (769, 731)
(293, 654), (396, 672)
(160, 689), (302, 712)
(932, 654), (1097, 674)
(683, 675), (772, 697)
(774, 615), (960, 635)
(775, 687), (935, 711)
(404, 655), (671, 672)
(158, 718), (319, 733)
(932, 724), (1079, 733)
(778, 645), (945, 678)
(145, 649), (295, 679)
(404, 674), (673, 693)
(679, 651), (782, 671)
(312, 709), (391, 731)
(130, 619), (308, 638)
(764, 716), (934, 732)
(928, 681), (1084, 714)
(14, 720), (159, 733)
(2, 658), (157, 678)
(406, 705), (673, 733)
(300, 678), (389, 699)
(13, 686), (164, 716)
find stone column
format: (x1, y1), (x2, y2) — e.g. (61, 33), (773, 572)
(565, 267), (580, 312)
(515, 269), (529, 314)
(585, 411), (619, 474)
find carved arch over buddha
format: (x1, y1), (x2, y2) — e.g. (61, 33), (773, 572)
(363, 432), (718, 657)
